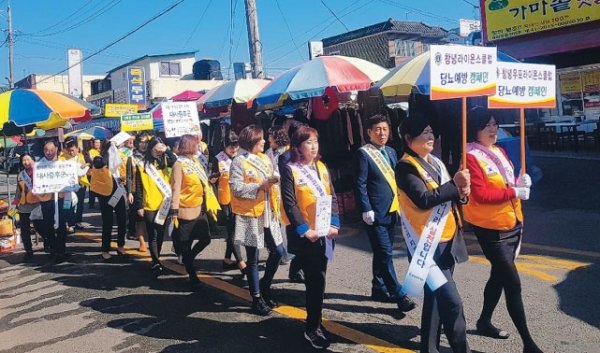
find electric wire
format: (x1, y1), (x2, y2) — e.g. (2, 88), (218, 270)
(181, 0), (214, 50)
(274, 0), (304, 61)
(26, 0), (95, 35)
(320, 0), (349, 31)
(36, 0), (187, 85)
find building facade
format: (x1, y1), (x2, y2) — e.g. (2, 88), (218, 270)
(14, 74), (105, 99)
(321, 19), (450, 68)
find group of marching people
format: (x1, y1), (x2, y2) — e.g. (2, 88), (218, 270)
(12, 106), (543, 352)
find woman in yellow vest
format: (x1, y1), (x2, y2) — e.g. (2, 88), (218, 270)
(229, 125), (285, 316)
(395, 114), (471, 353)
(281, 126), (340, 350)
(61, 138), (91, 232)
(86, 138), (102, 209)
(89, 140), (129, 261)
(170, 134), (220, 288)
(210, 131), (246, 276)
(464, 107), (542, 353)
(11, 153), (43, 262)
(133, 138), (177, 276)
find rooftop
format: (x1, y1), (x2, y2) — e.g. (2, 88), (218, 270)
(107, 50), (199, 74)
(322, 19), (449, 46)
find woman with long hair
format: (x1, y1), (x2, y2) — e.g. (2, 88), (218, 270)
(11, 153), (43, 262)
(229, 125), (285, 316)
(281, 126), (340, 350)
(170, 134), (220, 288)
(464, 107), (542, 353)
(133, 137), (177, 276)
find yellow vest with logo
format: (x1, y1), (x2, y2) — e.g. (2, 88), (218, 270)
(398, 154), (456, 242)
(17, 172), (40, 205)
(463, 154), (523, 230)
(217, 158), (232, 206)
(179, 158), (205, 208)
(290, 161), (332, 230)
(89, 166), (114, 196)
(139, 162), (170, 211)
(230, 153), (277, 217)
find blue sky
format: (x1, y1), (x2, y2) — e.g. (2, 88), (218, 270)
(0, 0), (480, 83)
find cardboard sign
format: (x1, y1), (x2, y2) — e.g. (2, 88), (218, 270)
(162, 101), (201, 138)
(489, 62), (556, 109)
(32, 160), (79, 194)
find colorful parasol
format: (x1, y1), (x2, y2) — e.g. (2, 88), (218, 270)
(374, 51), (518, 98)
(250, 55), (388, 110)
(64, 126), (113, 141)
(0, 89), (95, 129)
(198, 79), (270, 109)
(151, 90), (204, 119)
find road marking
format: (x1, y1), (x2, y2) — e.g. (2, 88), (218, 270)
(76, 232), (414, 353)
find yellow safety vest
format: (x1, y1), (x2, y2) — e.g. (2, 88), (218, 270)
(178, 158), (205, 208)
(17, 172), (40, 205)
(230, 153), (277, 218)
(139, 162), (170, 211)
(290, 161), (332, 230)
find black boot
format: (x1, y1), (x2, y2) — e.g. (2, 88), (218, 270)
(251, 296), (272, 316)
(260, 278), (278, 308)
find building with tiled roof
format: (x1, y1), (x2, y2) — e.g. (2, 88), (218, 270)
(321, 18), (450, 68)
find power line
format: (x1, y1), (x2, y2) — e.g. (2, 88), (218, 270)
(274, 0), (304, 61)
(181, 0), (214, 50)
(36, 0), (187, 85)
(26, 0), (95, 35)
(320, 0), (349, 31)
(19, 37), (134, 60)
(376, 0), (457, 24)
(459, 0), (479, 8)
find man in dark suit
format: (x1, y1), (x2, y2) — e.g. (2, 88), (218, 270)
(353, 114), (416, 313)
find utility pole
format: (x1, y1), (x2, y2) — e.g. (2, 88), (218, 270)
(7, 0), (14, 88)
(244, 0), (263, 79)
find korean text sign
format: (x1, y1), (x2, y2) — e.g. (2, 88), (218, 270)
(480, 0), (600, 42)
(121, 113), (154, 132)
(429, 45), (498, 100)
(105, 103), (138, 118)
(488, 62), (556, 108)
(32, 161), (79, 194)
(161, 102), (201, 138)
(127, 67), (147, 110)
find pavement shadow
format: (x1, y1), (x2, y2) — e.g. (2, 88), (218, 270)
(554, 261), (600, 328)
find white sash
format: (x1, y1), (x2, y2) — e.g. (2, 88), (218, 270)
(400, 155), (451, 297)
(289, 162), (334, 261)
(243, 153), (273, 178)
(468, 143), (515, 186)
(142, 161), (172, 225)
(360, 144), (400, 213)
(20, 170), (33, 192)
(107, 180), (126, 207)
(216, 151), (232, 173)
(178, 156), (210, 189)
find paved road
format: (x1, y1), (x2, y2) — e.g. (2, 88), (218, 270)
(1, 155), (599, 353)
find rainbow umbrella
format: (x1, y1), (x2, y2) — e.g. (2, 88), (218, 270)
(64, 126), (113, 141)
(374, 50), (519, 98)
(251, 55), (388, 110)
(0, 89), (94, 130)
(199, 79), (270, 109)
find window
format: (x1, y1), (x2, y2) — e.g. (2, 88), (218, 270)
(394, 40), (416, 57)
(422, 43), (430, 53)
(160, 61), (181, 77)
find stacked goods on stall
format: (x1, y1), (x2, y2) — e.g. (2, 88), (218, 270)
(0, 200), (16, 253)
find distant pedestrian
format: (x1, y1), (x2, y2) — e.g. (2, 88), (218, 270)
(464, 107), (543, 353)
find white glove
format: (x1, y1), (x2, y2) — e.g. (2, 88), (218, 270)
(516, 174), (532, 188)
(362, 211), (375, 225)
(512, 187), (530, 200)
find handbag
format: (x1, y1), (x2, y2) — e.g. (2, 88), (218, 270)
(30, 205), (43, 221)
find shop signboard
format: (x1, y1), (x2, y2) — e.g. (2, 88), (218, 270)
(127, 66), (147, 110)
(105, 103), (138, 118)
(480, 0), (600, 42)
(429, 45), (498, 100)
(87, 91), (113, 116)
(121, 113), (154, 132)
(488, 62), (556, 108)
(161, 101), (201, 138)
(582, 70), (600, 108)
(67, 49), (83, 99)
(32, 160), (79, 194)
(459, 19), (481, 37)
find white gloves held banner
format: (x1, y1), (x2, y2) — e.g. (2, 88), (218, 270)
(513, 187), (530, 200)
(516, 173), (532, 188)
(362, 210), (375, 225)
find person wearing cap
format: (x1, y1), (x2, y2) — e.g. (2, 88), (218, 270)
(464, 107), (542, 353)
(395, 113), (471, 353)
(353, 114), (417, 313)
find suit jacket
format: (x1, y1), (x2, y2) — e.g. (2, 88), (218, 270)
(353, 144), (399, 225)
(395, 150), (468, 265)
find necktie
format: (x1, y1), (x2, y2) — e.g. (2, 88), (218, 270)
(381, 147), (391, 166)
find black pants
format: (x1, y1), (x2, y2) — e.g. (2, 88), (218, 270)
(127, 199), (137, 236)
(420, 241), (470, 353)
(99, 195), (127, 253)
(286, 225), (303, 277)
(366, 223), (402, 296)
(298, 237), (330, 332)
(175, 214), (212, 278)
(19, 212), (42, 253)
(40, 199), (70, 255)
(144, 210), (167, 265)
(222, 204), (243, 262)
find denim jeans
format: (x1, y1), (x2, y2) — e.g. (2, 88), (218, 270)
(245, 227), (283, 296)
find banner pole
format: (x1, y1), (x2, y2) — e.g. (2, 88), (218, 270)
(462, 96), (467, 170)
(520, 107), (526, 175)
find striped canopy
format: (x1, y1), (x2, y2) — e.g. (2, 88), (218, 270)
(198, 79), (270, 109)
(251, 55), (389, 110)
